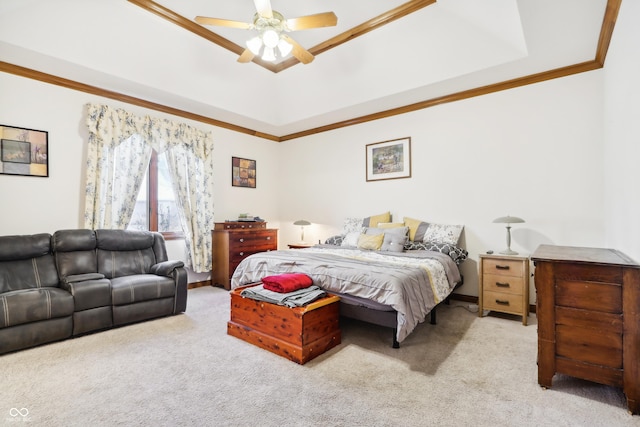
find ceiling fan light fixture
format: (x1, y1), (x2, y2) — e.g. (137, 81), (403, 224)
(262, 46), (276, 62)
(246, 36), (263, 55)
(262, 29), (280, 48)
(277, 38), (292, 57)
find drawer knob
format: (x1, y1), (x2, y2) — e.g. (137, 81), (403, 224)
(239, 238), (244, 242)
(496, 265), (510, 270)
(266, 236), (271, 240)
(239, 252), (244, 256)
(495, 299), (510, 306)
(496, 282), (510, 288)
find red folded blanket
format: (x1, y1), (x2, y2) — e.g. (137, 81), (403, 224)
(262, 273), (313, 293)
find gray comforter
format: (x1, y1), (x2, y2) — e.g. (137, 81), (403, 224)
(231, 246), (462, 342)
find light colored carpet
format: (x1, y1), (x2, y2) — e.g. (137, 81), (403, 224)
(1, 286), (636, 426)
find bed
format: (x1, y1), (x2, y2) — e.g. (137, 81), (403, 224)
(230, 213), (467, 347)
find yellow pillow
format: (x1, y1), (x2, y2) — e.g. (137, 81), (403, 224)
(403, 217), (424, 241)
(377, 222), (405, 229)
(357, 233), (384, 250)
(367, 211), (391, 228)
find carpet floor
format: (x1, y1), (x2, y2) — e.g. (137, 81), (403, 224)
(1, 286), (636, 426)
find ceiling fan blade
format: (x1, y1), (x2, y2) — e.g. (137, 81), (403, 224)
(281, 35), (314, 64)
(286, 12), (338, 31)
(253, 0), (273, 18)
(195, 16), (252, 29)
(237, 49), (255, 63)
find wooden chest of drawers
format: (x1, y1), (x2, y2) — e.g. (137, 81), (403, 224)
(478, 254), (530, 325)
(532, 245), (640, 415)
(212, 222), (278, 290)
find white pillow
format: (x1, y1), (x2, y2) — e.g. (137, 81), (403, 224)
(341, 231), (360, 247)
(342, 217), (364, 235)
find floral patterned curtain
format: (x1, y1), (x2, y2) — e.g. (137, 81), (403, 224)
(84, 103), (214, 272)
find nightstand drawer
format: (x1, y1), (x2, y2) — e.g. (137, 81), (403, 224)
(483, 290), (523, 313)
(482, 273), (525, 295)
(483, 258), (525, 277)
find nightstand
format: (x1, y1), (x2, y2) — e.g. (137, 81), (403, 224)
(478, 253), (530, 325)
(287, 244), (312, 249)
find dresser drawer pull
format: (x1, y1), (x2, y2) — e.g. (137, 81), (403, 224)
(495, 299), (510, 306)
(495, 282), (510, 288)
(239, 252), (244, 256)
(496, 265), (510, 270)
(239, 238), (244, 242)
(266, 236), (271, 240)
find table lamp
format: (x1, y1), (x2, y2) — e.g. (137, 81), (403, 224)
(293, 220), (311, 243)
(493, 215), (525, 255)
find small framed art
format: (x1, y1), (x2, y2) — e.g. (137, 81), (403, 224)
(232, 156), (256, 188)
(0, 124), (49, 177)
(366, 137), (411, 182)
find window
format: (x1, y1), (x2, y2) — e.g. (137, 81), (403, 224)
(128, 150), (184, 239)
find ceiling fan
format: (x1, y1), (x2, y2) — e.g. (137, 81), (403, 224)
(195, 0), (337, 64)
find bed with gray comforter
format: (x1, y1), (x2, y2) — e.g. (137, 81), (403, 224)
(230, 245), (463, 345)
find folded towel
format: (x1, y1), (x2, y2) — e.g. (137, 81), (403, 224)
(240, 284), (326, 308)
(262, 273), (313, 293)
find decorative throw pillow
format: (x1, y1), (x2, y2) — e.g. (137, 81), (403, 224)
(357, 233), (384, 250)
(342, 217), (364, 235)
(381, 233), (405, 252)
(423, 224), (464, 246)
(403, 217), (430, 241)
(362, 211), (391, 228)
(341, 231), (361, 247)
(324, 235), (343, 246)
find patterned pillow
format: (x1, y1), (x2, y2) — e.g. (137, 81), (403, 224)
(324, 235), (343, 246)
(404, 241), (469, 264)
(342, 217), (364, 234)
(423, 224), (464, 245)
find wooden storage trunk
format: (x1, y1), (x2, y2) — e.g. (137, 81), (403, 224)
(228, 284), (341, 364)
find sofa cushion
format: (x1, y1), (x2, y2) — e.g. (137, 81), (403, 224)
(52, 229), (98, 278)
(0, 256), (59, 293)
(96, 230), (158, 278)
(110, 274), (176, 306)
(0, 288), (74, 328)
(61, 277), (112, 311)
(0, 233), (51, 261)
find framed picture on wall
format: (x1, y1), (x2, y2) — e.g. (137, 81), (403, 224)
(366, 137), (411, 182)
(0, 124), (49, 177)
(232, 156), (256, 188)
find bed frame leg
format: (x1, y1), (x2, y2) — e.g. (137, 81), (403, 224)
(430, 307), (437, 325)
(392, 329), (400, 348)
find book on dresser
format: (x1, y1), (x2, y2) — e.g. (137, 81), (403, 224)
(211, 221), (278, 290)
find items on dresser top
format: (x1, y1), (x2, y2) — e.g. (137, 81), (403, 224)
(211, 221), (278, 290)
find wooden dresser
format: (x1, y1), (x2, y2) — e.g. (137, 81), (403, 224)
(478, 254), (530, 325)
(531, 245), (640, 415)
(211, 221), (278, 290)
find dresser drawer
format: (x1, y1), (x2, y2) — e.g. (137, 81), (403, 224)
(483, 258), (525, 277)
(483, 290), (523, 314)
(228, 231), (276, 250)
(215, 221), (267, 230)
(483, 273), (525, 295)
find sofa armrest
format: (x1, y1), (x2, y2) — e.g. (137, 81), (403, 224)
(63, 273), (106, 284)
(150, 260), (185, 276)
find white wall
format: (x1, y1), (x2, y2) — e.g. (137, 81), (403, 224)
(0, 73), (282, 269)
(0, 52), (611, 298)
(604, 0), (640, 262)
(277, 71), (606, 299)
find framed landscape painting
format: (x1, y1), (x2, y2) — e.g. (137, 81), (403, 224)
(232, 156), (256, 188)
(366, 137), (411, 182)
(0, 124), (49, 177)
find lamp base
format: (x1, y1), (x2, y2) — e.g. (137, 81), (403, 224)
(499, 249), (519, 255)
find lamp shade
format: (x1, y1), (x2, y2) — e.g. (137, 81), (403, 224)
(492, 216), (525, 224)
(293, 220), (311, 226)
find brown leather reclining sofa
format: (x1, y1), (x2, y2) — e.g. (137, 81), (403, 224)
(0, 229), (188, 354)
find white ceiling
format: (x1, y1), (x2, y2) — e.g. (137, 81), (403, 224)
(0, 0), (608, 138)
